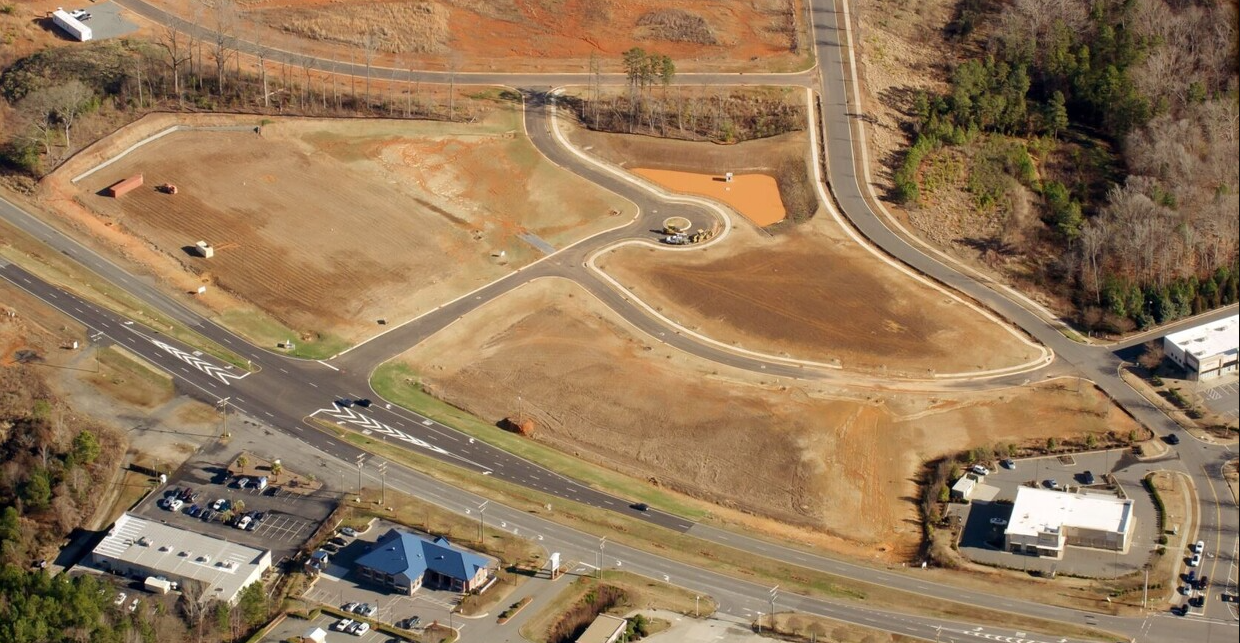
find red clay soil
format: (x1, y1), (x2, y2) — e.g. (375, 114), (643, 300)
(635, 168), (786, 226)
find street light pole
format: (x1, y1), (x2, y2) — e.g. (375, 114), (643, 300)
(768, 585), (778, 633)
(376, 460), (388, 505)
(477, 501), (489, 544)
(355, 454), (366, 498)
(216, 397), (231, 439)
(596, 536), (606, 579)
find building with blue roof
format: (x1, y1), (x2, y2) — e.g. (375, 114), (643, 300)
(354, 529), (493, 594)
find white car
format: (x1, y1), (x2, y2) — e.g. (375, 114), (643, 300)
(68, 9), (87, 18)
(351, 622), (370, 636)
(113, 592), (126, 606)
(1193, 540), (1205, 554)
(971, 465), (990, 476)
(1189, 553), (1201, 567)
(333, 618), (354, 632)
(989, 517), (1008, 526)
(235, 515), (252, 530)
(167, 499), (183, 512)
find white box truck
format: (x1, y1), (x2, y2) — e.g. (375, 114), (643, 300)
(52, 9), (93, 42)
(144, 576), (172, 594)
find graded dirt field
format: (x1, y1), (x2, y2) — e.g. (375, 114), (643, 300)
(397, 278), (1141, 556)
(146, 0), (809, 73)
(52, 108), (632, 346)
(634, 168), (786, 225)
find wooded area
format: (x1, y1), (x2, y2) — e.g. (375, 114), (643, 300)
(897, 0), (1238, 331)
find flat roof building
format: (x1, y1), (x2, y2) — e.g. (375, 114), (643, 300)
(1004, 487), (1134, 558)
(1163, 314), (1239, 381)
(91, 513), (271, 604)
(354, 529), (493, 595)
(575, 614), (628, 643)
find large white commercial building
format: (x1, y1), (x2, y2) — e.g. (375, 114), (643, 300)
(1163, 314), (1239, 381)
(91, 513), (271, 604)
(1004, 487), (1134, 558)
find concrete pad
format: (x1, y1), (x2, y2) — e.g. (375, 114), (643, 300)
(971, 483), (1001, 502)
(636, 611), (765, 643)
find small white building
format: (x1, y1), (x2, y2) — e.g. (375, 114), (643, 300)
(91, 513), (271, 604)
(951, 475), (977, 502)
(1004, 487), (1134, 558)
(576, 614), (628, 643)
(300, 627), (327, 643)
(52, 9), (93, 42)
(1163, 314), (1238, 381)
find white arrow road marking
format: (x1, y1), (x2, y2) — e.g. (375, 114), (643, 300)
(311, 404), (492, 473)
(151, 339), (251, 384)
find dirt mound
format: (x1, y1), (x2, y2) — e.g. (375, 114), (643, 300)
(635, 9), (719, 45)
(267, 2), (450, 54)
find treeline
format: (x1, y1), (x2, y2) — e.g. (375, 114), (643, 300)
(897, 0), (1238, 332)
(0, 27), (486, 177)
(0, 366), (123, 567)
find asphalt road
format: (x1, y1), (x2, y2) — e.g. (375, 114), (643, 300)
(0, 0), (1234, 639)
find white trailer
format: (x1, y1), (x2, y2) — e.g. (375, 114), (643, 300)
(144, 576), (172, 594)
(52, 9), (93, 42)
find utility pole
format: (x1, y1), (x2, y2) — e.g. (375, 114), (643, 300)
(695, 595), (700, 617)
(1143, 567), (1149, 609)
(376, 460), (388, 506)
(477, 501), (489, 544)
(355, 454), (366, 498)
(596, 536), (606, 579)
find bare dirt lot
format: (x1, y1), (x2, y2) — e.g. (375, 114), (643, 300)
(397, 278), (1140, 557)
(45, 108), (632, 349)
(142, 0), (810, 73)
(634, 168), (786, 225)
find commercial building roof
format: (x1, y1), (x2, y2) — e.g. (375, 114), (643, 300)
(355, 529), (489, 583)
(1165, 314), (1239, 360)
(1006, 487), (1133, 539)
(576, 614), (628, 643)
(92, 513), (270, 603)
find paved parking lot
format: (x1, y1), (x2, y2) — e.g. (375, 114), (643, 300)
(300, 521), (469, 637)
(133, 442), (336, 560)
(263, 613), (396, 643)
(1197, 376), (1239, 421)
(952, 450), (1157, 577)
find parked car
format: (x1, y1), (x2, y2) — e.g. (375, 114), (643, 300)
(1195, 575), (1209, 590)
(212, 498), (229, 511)
(1043, 479), (1058, 489)
(1189, 553), (1201, 567)
(340, 527), (358, 537)
(359, 603), (378, 617)
(68, 8), (88, 18)
(351, 622), (370, 636)
(1189, 595), (1205, 608)
(178, 487), (195, 501)
(342, 602), (359, 612)
(333, 618), (354, 631)
(1080, 470), (1096, 485)
(989, 517), (1008, 526)
(1193, 540), (1205, 554)
(167, 499), (183, 512)
(322, 543), (339, 554)
(235, 516), (252, 530)
(235, 477), (250, 489)
(971, 464), (991, 476)
(254, 511), (267, 521)
(129, 598), (139, 612)
(330, 536), (348, 547)
(1001, 458), (1016, 470)
(186, 504), (201, 517)
(351, 602), (369, 614)
(200, 510), (214, 522)
(397, 616), (421, 629)
(1165, 434), (1180, 445)
(114, 592), (127, 606)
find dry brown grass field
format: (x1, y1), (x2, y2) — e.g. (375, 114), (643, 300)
(396, 278), (1139, 557)
(43, 109), (632, 346)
